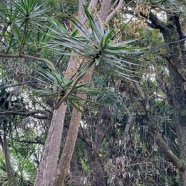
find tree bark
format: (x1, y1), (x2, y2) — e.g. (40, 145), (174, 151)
(147, 12), (186, 185)
(49, 64), (94, 186)
(34, 57), (82, 186)
(0, 134), (14, 185)
(34, 104), (67, 186)
(87, 106), (110, 186)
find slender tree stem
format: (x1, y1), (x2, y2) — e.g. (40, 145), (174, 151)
(19, 23), (28, 54)
(55, 58), (95, 109)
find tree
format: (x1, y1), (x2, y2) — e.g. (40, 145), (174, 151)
(0, 0), (141, 185)
(1, 0), (186, 185)
(35, 1), (140, 185)
(120, 0), (186, 184)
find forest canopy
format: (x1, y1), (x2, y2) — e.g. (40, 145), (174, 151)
(0, 0), (186, 186)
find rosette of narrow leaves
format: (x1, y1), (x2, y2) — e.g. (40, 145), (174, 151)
(46, 6), (143, 80)
(33, 6), (143, 110)
(32, 67), (100, 111)
(12, 0), (47, 28)
(0, 0), (47, 52)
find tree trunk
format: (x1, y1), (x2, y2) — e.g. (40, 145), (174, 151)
(161, 15), (186, 185)
(142, 10), (186, 185)
(0, 134), (14, 185)
(34, 57), (82, 186)
(35, 0), (123, 185)
(49, 0), (116, 184)
(49, 64), (94, 186)
(87, 106), (110, 186)
(34, 104), (67, 186)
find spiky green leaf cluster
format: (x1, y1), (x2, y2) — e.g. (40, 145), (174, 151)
(32, 6), (144, 109)
(32, 67), (100, 111)
(46, 6), (143, 80)
(0, 0), (48, 54)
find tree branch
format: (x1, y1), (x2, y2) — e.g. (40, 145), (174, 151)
(8, 137), (44, 145)
(106, 0), (123, 23)
(54, 59), (95, 109)
(149, 126), (186, 171)
(173, 15), (185, 39)
(0, 110), (52, 119)
(54, 73), (84, 109)
(162, 55), (186, 82)
(146, 11), (167, 31)
(0, 53), (55, 70)
(100, 0), (112, 22)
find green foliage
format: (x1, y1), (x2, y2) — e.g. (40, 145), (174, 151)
(0, 0), (183, 185)
(47, 6), (142, 80)
(32, 67), (100, 111)
(80, 157), (91, 173)
(30, 6), (144, 110)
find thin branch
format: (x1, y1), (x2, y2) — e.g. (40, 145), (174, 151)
(0, 53), (55, 70)
(55, 50), (67, 67)
(162, 55), (186, 82)
(110, 0), (119, 11)
(54, 71), (86, 109)
(8, 137), (44, 145)
(149, 125), (186, 171)
(135, 37), (186, 56)
(0, 110), (51, 119)
(19, 23), (27, 54)
(0, 133), (44, 145)
(153, 38), (186, 50)
(0, 81), (37, 89)
(110, 16), (133, 40)
(106, 0), (123, 23)
(77, 133), (92, 148)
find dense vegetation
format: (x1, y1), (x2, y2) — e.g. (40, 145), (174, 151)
(0, 0), (186, 185)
